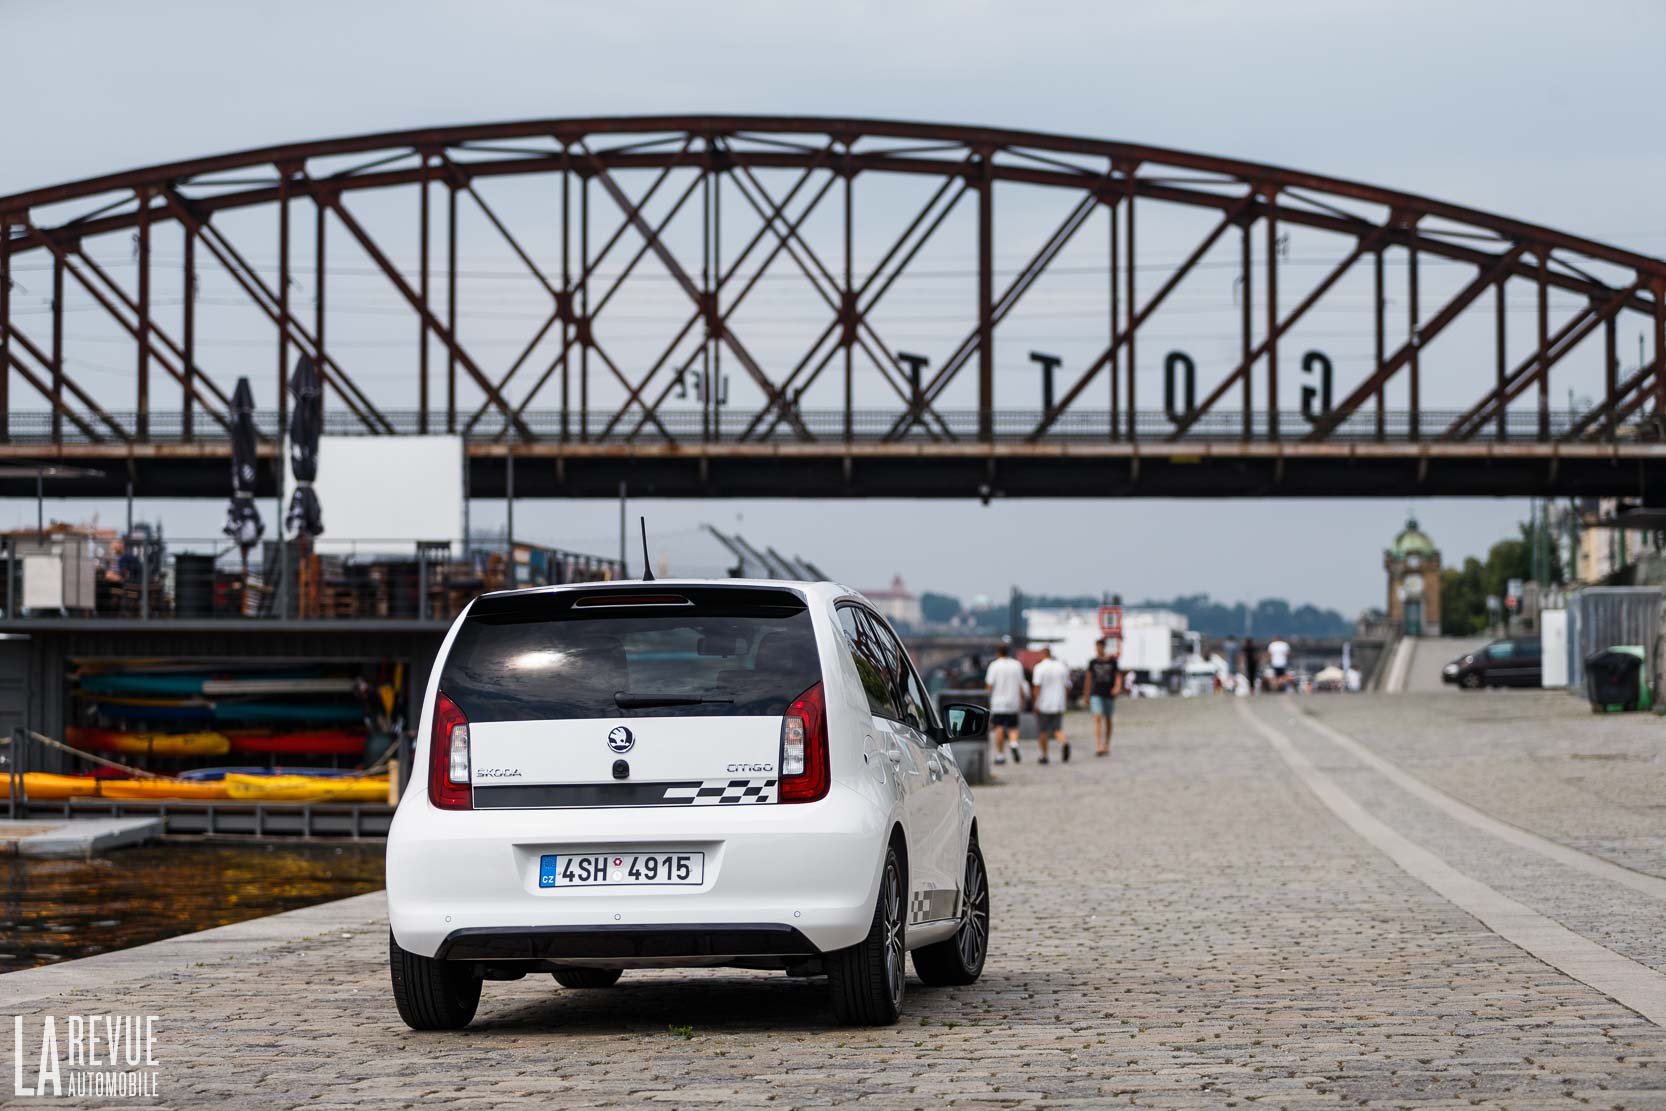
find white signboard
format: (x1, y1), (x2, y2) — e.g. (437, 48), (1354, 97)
(307, 434), (464, 550)
(1540, 609), (1568, 688)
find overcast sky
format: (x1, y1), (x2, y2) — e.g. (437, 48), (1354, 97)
(5, 0), (1663, 613)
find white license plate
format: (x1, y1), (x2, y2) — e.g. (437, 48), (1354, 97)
(539, 852), (704, 889)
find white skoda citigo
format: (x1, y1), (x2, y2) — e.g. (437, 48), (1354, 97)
(386, 580), (990, 1028)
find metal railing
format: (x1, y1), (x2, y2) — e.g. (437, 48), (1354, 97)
(3, 407), (1657, 447)
(0, 531), (623, 622)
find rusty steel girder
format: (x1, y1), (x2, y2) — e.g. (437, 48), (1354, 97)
(3, 114), (1665, 462)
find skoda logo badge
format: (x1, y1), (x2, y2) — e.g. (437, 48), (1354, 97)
(607, 725), (635, 753)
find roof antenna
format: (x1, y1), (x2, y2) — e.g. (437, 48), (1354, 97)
(639, 516), (655, 581)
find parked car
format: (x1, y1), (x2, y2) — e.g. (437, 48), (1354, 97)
(386, 579), (990, 1030)
(1442, 636), (1543, 688)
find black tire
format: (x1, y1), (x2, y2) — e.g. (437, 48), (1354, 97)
(827, 845), (906, 1025)
(912, 839), (990, 987)
(552, 968), (623, 989)
(389, 931), (482, 1031)
(1460, 672), (1483, 690)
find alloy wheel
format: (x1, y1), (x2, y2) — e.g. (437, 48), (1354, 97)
(882, 861), (905, 1006)
(957, 848), (989, 971)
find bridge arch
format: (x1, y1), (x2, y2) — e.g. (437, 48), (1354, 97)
(2, 116), (1663, 497)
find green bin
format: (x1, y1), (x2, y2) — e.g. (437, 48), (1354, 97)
(1584, 645), (1652, 712)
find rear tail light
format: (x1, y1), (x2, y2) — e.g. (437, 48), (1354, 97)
(428, 691), (472, 810)
(779, 681), (830, 803)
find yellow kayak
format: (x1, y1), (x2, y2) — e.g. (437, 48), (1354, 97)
(15, 772), (108, 799)
(223, 773), (390, 802)
(12, 773), (230, 801)
(14, 772), (384, 799)
(13, 771), (388, 803)
(66, 727), (231, 758)
(98, 778), (233, 801)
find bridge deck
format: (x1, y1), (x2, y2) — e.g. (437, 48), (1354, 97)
(7, 437), (1665, 498)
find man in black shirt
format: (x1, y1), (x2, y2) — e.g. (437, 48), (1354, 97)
(1081, 637), (1124, 757)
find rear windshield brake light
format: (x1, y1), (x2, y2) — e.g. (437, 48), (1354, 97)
(572, 593), (692, 608)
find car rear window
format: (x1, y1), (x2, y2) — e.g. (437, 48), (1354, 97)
(440, 586), (821, 721)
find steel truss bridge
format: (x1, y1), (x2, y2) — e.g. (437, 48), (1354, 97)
(3, 115), (1666, 500)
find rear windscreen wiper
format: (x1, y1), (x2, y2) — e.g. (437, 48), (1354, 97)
(612, 692), (737, 708)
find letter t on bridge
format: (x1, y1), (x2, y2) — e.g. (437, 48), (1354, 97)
(1030, 351), (1062, 415)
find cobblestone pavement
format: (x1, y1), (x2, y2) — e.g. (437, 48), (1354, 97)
(6, 693), (1666, 1108)
(1296, 688), (1666, 879)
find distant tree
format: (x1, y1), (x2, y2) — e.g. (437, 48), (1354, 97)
(1439, 558), (1490, 635)
(1438, 522), (1563, 634)
(1131, 594), (1354, 638)
(963, 590), (1355, 638)
(1015, 594), (1101, 610)
(920, 591), (963, 624)
(963, 592), (1096, 633)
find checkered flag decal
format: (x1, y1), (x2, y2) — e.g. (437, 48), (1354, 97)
(908, 887), (960, 924)
(661, 778), (778, 805)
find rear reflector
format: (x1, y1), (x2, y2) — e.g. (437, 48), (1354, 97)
(429, 691), (472, 810)
(779, 681), (829, 803)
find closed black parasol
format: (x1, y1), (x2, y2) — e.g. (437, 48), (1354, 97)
(284, 354), (324, 539)
(222, 376), (265, 557)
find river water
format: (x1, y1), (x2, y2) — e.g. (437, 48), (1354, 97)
(0, 842), (385, 973)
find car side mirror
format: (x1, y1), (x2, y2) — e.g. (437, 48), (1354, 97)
(942, 703), (989, 741)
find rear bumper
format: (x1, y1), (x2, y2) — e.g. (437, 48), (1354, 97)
(435, 923), (817, 961)
(386, 781), (890, 958)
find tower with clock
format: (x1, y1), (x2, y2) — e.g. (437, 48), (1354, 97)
(1385, 517), (1443, 636)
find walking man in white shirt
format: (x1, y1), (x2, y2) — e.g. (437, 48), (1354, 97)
(1030, 646), (1073, 764)
(983, 643), (1029, 764)
(1266, 635), (1292, 692)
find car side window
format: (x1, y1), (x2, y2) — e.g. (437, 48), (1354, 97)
(1518, 639), (1542, 658)
(867, 611), (936, 737)
(897, 657), (937, 738)
(837, 605), (900, 719)
(1487, 642), (1514, 660)
(857, 608), (900, 683)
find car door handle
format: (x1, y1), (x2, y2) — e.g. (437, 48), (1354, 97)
(885, 747), (904, 767)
